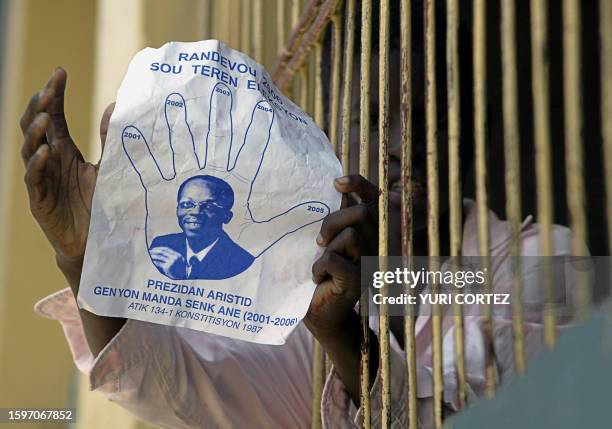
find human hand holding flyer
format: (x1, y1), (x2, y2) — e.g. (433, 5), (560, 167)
(79, 40), (342, 345)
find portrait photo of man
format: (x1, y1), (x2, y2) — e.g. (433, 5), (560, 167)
(148, 175), (254, 280)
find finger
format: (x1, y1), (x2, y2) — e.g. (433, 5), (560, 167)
(150, 246), (182, 260)
(334, 174), (380, 205)
(149, 247), (169, 258)
(149, 250), (173, 267)
(317, 204), (368, 246)
(46, 67), (70, 140)
(239, 200), (330, 257)
(99, 102), (116, 155)
(324, 227), (365, 263)
(20, 87), (55, 134)
(341, 193), (349, 209)
(24, 144), (50, 204)
(311, 251), (360, 300)
(21, 113), (50, 166)
(151, 259), (172, 271)
(164, 92), (200, 173)
(150, 254), (168, 265)
(232, 100), (274, 182)
(206, 83), (234, 170)
(122, 125), (165, 188)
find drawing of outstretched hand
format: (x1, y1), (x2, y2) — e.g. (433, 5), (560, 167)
(121, 84), (330, 281)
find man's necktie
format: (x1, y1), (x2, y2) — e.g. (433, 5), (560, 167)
(187, 256), (199, 279)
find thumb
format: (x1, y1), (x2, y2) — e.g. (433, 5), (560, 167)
(334, 175), (380, 224)
(98, 102), (116, 162)
(46, 67), (70, 139)
(334, 175), (380, 205)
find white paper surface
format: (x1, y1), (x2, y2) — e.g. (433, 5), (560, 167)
(79, 40), (342, 345)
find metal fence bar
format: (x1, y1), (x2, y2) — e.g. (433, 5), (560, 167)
(563, 0), (590, 321)
(473, 0), (496, 397)
(310, 339), (325, 429)
(338, 0), (356, 394)
(530, 0), (556, 348)
(330, 9), (343, 158)
(315, 42), (325, 126)
(359, 0), (372, 180)
(400, 0), (418, 426)
(424, 1), (443, 427)
(324, 4), (344, 380)
(253, 0), (264, 62)
(359, 1), (373, 427)
(602, 0), (612, 257)
(501, 0), (526, 375)
(310, 43), (326, 429)
(446, 0), (467, 409)
(340, 0), (354, 171)
(378, 2), (392, 427)
(278, 0), (286, 56)
(292, 0), (302, 28)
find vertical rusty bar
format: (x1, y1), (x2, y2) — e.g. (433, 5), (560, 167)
(378, 1), (391, 427)
(446, 0), (467, 410)
(310, 340), (325, 429)
(473, 0), (496, 397)
(277, 0), (286, 56)
(563, 0), (589, 319)
(330, 12), (344, 157)
(326, 5), (342, 375)
(530, 0), (556, 347)
(501, 0), (526, 374)
(400, 0), (418, 427)
(285, 0), (301, 101)
(425, 1), (443, 427)
(253, 0), (264, 62)
(310, 43), (325, 429)
(602, 0), (612, 257)
(292, 0), (301, 28)
(315, 42), (325, 127)
(360, 0), (373, 179)
(359, 1), (373, 427)
(241, 0), (252, 55)
(340, 0), (354, 171)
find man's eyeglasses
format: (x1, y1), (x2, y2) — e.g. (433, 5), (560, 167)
(178, 200), (226, 211)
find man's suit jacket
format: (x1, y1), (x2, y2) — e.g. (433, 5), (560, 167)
(149, 231), (254, 280)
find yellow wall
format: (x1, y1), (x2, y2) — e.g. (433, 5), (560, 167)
(0, 1), (96, 428)
(0, 1), (285, 428)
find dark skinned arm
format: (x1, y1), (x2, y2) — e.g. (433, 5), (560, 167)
(21, 68), (124, 356)
(305, 174), (381, 404)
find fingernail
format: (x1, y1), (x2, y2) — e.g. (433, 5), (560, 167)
(316, 234), (324, 245)
(36, 144), (49, 156)
(335, 176), (350, 185)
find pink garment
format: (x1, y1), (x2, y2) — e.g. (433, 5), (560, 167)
(34, 201), (574, 428)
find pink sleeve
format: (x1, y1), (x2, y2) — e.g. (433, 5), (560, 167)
(34, 288), (314, 429)
(34, 288), (96, 374)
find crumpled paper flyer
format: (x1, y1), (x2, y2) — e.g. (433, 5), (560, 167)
(79, 40), (342, 344)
